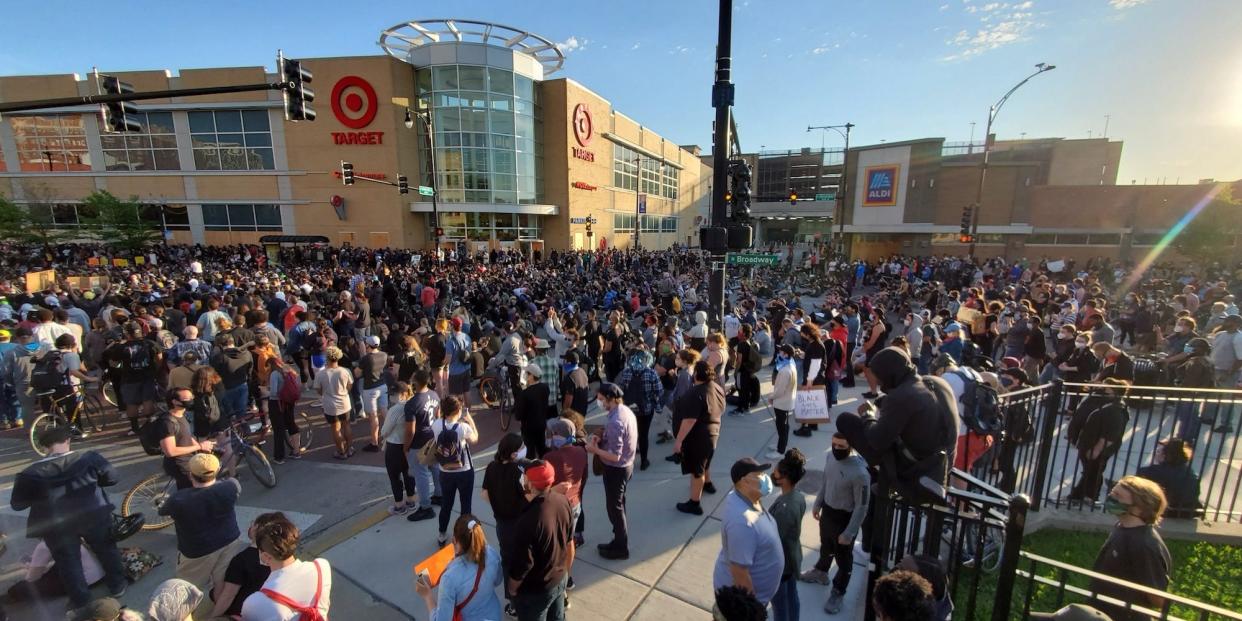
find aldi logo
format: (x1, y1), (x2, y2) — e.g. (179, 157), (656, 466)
(863, 165), (900, 207)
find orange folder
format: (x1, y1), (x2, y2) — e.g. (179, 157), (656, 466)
(413, 544), (456, 587)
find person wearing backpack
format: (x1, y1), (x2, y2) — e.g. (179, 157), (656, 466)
(103, 321), (162, 436)
(432, 395), (479, 547)
(731, 325), (763, 416)
(267, 358), (304, 464)
(241, 514), (332, 620)
(614, 349), (663, 471)
(930, 353), (1001, 481)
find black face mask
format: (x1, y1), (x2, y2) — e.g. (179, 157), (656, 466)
(832, 447), (851, 461)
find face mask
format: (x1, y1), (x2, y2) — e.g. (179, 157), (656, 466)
(832, 447), (851, 461)
(1103, 497), (1130, 517)
(1184, 344), (1195, 354)
(1173, 325), (1186, 334)
(1058, 333), (1072, 340)
(1075, 341), (1088, 349)
(757, 473), (775, 497)
(513, 445), (528, 462)
(903, 320), (911, 327)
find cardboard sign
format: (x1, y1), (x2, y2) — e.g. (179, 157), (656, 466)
(134, 256), (145, 265)
(112, 258), (129, 268)
(87, 258), (101, 267)
(956, 306), (979, 326)
(24, 269), (56, 293)
(413, 544), (456, 588)
(793, 386), (832, 424)
(68, 276), (108, 291)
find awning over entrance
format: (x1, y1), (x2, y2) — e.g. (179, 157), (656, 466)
(408, 202), (558, 216)
(259, 235), (331, 244)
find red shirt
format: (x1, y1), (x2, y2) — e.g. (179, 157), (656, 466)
(544, 444), (588, 507)
(420, 286), (438, 308)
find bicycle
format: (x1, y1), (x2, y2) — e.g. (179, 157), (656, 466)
(29, 384), (106, 456)
(218, 413), (278, 488)
(477, 368), (514, 431)
(121, 473), (176, 531)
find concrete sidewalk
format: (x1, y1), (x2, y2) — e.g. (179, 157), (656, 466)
(319, 370), (873, 620)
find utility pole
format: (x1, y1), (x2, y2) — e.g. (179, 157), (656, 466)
(706, 0), (734, 330)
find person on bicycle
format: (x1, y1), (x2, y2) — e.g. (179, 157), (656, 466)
(490, 322), (526, 400)
(103, 321), (162, 436)
(47, 334), (97, 430)
(161, 388), (216, 490)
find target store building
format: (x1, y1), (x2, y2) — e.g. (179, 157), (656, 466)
(0, 19), (710, 252)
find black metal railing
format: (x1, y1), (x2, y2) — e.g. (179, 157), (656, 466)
(1014, 551), (1242, 621)
(969, 381), (1242, 523)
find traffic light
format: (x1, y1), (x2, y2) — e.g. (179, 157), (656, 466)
(434, 227), (444, 238)
(728, 160), (752, 221)
(789, 191), (798, 206)
(585, 220), (594, 237)
(340, 161), (354, 186)
(959, 205), (973, 236)
(97, 74), (142, 133)
(398, 175), (409, 194)
(279, 51), (315, 122)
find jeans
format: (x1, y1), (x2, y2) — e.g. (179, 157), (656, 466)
(384, 442), (415, 503)
(45, 512), (127, 607)
(439, 468), (474, 534)
(220, 383), (249, 420)
(513, 577), (567, 621)
(602, 464), (632, 549)
(815, 506), (856, 593)
(0, 384), (19, 424)
(770, 576), (801, 621)
(408, 456), (441, 510)
(635, 414), (652, 464)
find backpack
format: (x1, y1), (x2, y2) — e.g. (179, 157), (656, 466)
(278, 370), (302, 404)
(1004, 401), (1034, 444)
(745, 340), (762, 373)
(139, 413), (173, 456)
(951, 369), (1003, 435)
(625, 369), (648, 416)
(260, 559), (326, 621)
(30, 350), (66, 392)
(435, 422), (465, 468)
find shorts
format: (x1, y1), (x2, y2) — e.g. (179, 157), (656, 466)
(360, 385), (388, 415)
(449, 372), (471, 396)
(954, 431), (994, 471)
(120, 379), (159, 405)
(680, 435), (714, 477)
(323, 411), (348, 426)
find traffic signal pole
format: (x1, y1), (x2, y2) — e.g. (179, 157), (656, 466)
(708, 0), (735, 331)
(0, 81), (292, 115)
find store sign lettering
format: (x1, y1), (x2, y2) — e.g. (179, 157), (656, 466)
(572, 147), (595, 162)
(333, 171), (388, 180)
(572, 181), (597, 191)
(332, 131), (385, 145)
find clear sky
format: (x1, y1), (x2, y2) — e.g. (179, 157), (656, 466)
(1, 0), (1238, 184)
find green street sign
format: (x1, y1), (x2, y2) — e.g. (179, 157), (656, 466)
(727, 253), (781, 266)
(814, 193), (836, 201)
(418, 185), (435, 196)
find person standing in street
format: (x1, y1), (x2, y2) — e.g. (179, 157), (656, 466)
(514, 363), (550, 458)
(10, 426), (128, 611)
(713, 457), (784, 609)
(800, 433), (871, 614)
(404, 369), (441, 522)
(158, 452), (246, 598)
(312, 345), (355, 460)
(380, 382), (417, 515)
(544, 417), (587, 604)
(209, 333), (253, 421)
(767, 344), (799, 459)
(433, 395), (479, 547)
(585, 382), (637, 560)
(768, 449), (808, 621)
(614, 349), (663, 471)
(507, 460), (575, 621)
(414, 515), (504, 621)
(674, 361), (725, 516)
(355, 335), (391, 452)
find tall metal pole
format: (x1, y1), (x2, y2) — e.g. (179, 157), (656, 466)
(838, 123), (852, 257)
(708, 0), (734, 331)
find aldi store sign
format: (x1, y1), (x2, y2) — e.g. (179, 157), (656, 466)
(863, 164), (900, 207)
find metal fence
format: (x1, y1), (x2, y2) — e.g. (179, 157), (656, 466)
(1014, 551), (1242, 621)
(967, 381), (1242, 523)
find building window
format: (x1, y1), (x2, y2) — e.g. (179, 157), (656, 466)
(10, 115), (91, 171)
(24, 202), (188, 230)
(640, 159), (661, 195)
(614, 213), (636, 233)
(1024, 233), (1057, 245)
(100, 112), (180, 171)
(202, 204), (281, 231)
(662, 167), (679, 200)
(612, 143), (678, 199)
(661, 216), (678, 232)
(1086, 233), (1122, 246)
(613, 143), (638, 191)
(189, 110), (274, 171)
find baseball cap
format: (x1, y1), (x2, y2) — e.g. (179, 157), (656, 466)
(534, 338), (551, 350)
(1029, 604), (1112, 621)
(0, 329), (9, 340)
(730, 457), (772, 484)
(1001, 356), (1022, 370)
(188, 453), (220, 478)
(524, 363), (543, 379)
(944, 322), (962, 334)
(597, 382), (624, 400)
(365, 335), (381, 347)
(562, 351), (580, 365)
(546, 417), (576, 439)
(524, 461), (556, 490)
(69, 597), (122, 621)
(450, 317), (464, 330)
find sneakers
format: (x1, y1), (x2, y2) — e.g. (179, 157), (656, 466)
(566, 576), (575, 591)
(765, 450), (785, 460)
(676, 500), (704, 515)
(640, 459), (651, 471)
(565, 593), (571, 610)
(792, 427), (814, 438)
(407, 507), (436, 522)
(437, 532), (449, 547)
(703, 481), (717, 495)
(597, 543), (630, 560)
(363, 444), (381, 453)
(799, 568), (830, 585)
(824, 589), (845, 614)
(505, 603), (518, 618)
(388, 504), (408, 516)
(727, 408), (749, 417)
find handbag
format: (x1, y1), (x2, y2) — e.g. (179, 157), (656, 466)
(111, 512), (145, 542)
(452, 562), (485, 621)
(418, 437), (438, 466)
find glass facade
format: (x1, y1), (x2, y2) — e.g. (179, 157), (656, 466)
(433, 212), (541, 240)
(415, 65), (542, 205)
(202, 204), (283, 231)
(101, 112), (180, 171)
(10, 115), (91, 171)
(189, 110), (275, 171)
(612, 143), (679, 199)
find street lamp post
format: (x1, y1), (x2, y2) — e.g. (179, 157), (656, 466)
(968, 62), (1056, 258)
(406, 108), (441, 257)
(807, 123), (853, 255)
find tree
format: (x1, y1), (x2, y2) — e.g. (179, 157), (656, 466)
(79, 190), (162, 253)
(0, 195), (70, 246)
(1171, 186), (1241, 264)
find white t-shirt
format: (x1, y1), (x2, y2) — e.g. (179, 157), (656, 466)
(190, 260), (203, 274)
(240, 558), (332, 621)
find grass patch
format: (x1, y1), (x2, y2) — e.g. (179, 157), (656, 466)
(953, 528), (1242, 619)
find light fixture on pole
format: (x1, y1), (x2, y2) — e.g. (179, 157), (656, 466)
(967, 62), (1056, 258)
(404, 108), (414, 130)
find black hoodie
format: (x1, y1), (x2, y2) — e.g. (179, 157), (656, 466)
(862, 348), (960, 471)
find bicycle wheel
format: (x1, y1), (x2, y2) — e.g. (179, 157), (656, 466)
(499, 400), (512, 431)
(478, 377), (500, 407)
(244, 445), (278, 488)
(296, 412), (314, 452)
(101, 381), (119, 408)
(122, 474), (175, 530)
(29, 413), (66, 456)
(78, 394), (105, 433)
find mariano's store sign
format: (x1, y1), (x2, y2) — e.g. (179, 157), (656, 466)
(330, 76), (384, 145)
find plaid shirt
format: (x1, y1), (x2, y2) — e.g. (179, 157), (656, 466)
(615, 365), (664, 416)
(533, 354), (560, 406)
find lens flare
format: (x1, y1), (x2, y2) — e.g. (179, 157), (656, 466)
(1120, 184), (1226, 294)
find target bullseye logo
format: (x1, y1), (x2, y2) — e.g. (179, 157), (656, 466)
(331, 76), (378, 129)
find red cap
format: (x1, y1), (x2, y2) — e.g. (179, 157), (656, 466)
(525, 461), (556, 490)
(451, 317), (463, 330)
(1001, 356), (1022, 369)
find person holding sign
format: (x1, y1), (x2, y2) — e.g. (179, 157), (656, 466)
(414, 514), (503, 621)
